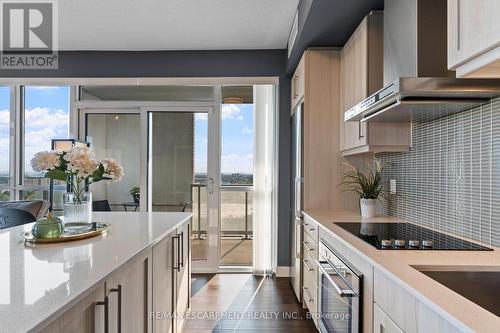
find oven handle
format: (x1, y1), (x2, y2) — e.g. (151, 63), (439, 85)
(314, 259), (356, 297)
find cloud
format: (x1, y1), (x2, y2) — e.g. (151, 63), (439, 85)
(222, 104), (242, 119)
(0, 106), (69, 173)
(221, 153), (253, 173)
(196, 113), (207, 121)
(0, 109), (9, 126)
(242, 126), (253, 134)
(23, 108), (69, 173)
(25, 107), (68, 130)
(28, 86), (60, 90)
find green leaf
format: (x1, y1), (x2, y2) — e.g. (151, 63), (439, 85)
(45, 169), (69, 182)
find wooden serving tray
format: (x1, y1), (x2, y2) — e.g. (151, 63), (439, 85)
(23, 222), (111, 244)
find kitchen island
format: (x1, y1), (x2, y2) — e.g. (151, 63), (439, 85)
(0, 211), (192, 333)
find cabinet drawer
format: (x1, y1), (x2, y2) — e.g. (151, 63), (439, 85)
(374, 269), (465, 333)
(303, 232), (318, 260)
(303, 215), (319, 242)
(302, 286), (318, 326)
(373, 303), (404, 333)
(303, 251), (317, 290)
(374, 268), (416, 333)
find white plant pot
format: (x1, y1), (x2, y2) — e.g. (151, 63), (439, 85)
(360, 198), (377, 218)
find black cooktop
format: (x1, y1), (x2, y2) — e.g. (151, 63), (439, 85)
(335, 222), (492, 250)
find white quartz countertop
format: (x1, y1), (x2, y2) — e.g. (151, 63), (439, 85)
(0, 212), (192, 333)
(304, 210), (500, 333)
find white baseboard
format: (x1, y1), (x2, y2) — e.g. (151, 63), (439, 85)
(276, 266), (291, 277)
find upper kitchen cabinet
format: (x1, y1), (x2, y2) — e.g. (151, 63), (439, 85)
(448, 0), (500, 78)
(340, 11), (411, 156)
(291, 55), (305, 111)
(292, 49), (353, 211)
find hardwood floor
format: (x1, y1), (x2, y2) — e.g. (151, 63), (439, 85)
(183, 274), (317, 332)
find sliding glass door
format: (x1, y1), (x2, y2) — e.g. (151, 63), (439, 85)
(147, 107), (219, 272)
(77, 83), (276, 274)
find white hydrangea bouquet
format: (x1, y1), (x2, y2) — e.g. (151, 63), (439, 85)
(31, 146), (124, 225)
(31, 146), (124, 201)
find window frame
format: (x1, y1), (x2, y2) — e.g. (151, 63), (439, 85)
(0, 85), (73, 202)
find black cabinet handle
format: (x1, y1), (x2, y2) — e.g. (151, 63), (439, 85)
(180, 231), (184, 268)
(110, 284), (122, 333)
(172, 235), (180, 271)
(96, 296), (109, 333)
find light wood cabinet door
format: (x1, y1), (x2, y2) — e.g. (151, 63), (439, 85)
(340, 11), (411, 155)
(152, 232), (175, 333)
(291, 56), (305, 111)
(448, 0), (500, 77)
(106, 250), (151, 333)
(340, 12), (379, 151)
(373, 304), (405, 333)
(175, 222), (191, 332)
(40, 284), (106, 333)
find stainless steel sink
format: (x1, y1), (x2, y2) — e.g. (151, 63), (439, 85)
(413, 266), (500, 317)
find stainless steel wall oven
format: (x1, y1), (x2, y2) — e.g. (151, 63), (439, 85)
(315, 240), (363, 333)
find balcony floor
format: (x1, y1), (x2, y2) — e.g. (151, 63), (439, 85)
(192, 239), (253, 266)
(183, 274), (316, 332)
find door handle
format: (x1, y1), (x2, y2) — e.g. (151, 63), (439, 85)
(358, 120), (364, 139)
(207, 177), (215, 195)
(96, 296), (109, 333)
(314, 259), (356, 297)
(110, 285), (122, 333)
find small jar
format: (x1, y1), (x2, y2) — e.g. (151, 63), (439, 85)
(32, 212), (64, 239)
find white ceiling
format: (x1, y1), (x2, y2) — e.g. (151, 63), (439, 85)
(58, 0), (299, 51)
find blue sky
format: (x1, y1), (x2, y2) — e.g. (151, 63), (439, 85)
(0, 87), (10, 175)
(0, 87), (253, 175)
(195, 103), (254, 174)
(23, 87), (70, 175)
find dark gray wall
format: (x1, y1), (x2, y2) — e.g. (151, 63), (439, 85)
(0, 50), (293, 266)
(288, 0), (384, 74)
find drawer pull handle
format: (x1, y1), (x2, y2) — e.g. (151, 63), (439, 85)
(96, 296), (109, 333)
(303, 241), (314, 252)
(110, 285), (122, 333)
(303, 287), (314, 303)
(304, 223), (315, 232)
(303, 259), (314, 271)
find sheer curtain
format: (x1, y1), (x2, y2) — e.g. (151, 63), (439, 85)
(253, 85), (277, 275)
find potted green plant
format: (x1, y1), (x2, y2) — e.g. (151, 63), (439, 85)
(339, 159), (387, 218)
(130, 186), (140, 204)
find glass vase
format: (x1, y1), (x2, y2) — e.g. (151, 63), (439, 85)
(63, 192), (93, 230)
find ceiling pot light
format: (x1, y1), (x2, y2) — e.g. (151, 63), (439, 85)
(223, 96), (244, 104)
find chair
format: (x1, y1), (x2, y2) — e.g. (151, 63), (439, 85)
(0, 208), (37, 230)
(92, 200), (112, 212)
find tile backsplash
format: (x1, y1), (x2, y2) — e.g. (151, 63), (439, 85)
(377, 97), (500, 247)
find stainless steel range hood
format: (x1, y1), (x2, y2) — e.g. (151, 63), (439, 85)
(345, 77), (500, 123)
(344, 0), (500, 123)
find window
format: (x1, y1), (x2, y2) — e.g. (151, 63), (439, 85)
(220, 102), (254, 185)
(0, 87), (10, 201)
(23, 86), (70, 201)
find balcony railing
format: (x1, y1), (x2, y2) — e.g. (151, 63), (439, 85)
(190, 183), (253, 239)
